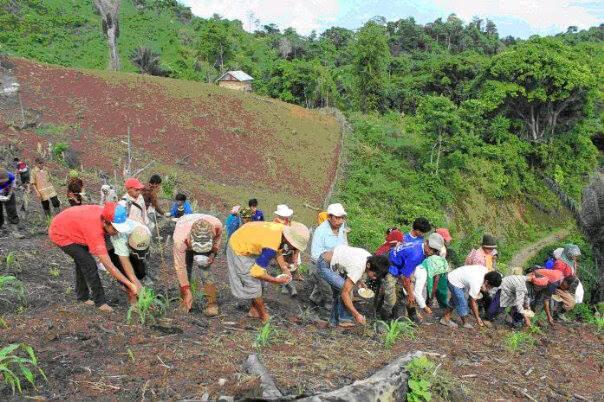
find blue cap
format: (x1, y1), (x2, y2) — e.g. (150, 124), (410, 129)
(113, 204), (128, 224)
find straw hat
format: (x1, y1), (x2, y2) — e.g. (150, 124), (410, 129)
(283, 222), (310, 251)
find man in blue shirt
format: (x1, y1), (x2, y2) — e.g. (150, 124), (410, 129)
(248, 198), (264, 221)
(403, 217), (431, 245)
(0, 169), (19, 233)
(309, 203), (348, 308)
(380, 233), (444, 322)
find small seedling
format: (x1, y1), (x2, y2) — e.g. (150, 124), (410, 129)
(126, 287), (167, 326)
(377, 318), (416, 348)
(127, 348), (135, 363)
(0, 343), (47, 394)
(254, 319), (276, 348)
(0, 317), (7, 328)
(505, 331), (535, 352)
(297, 263), (310, 276)
(5, 252), (17, 270)
(48, 266), (60, 278)
(0, 275), (26, 304)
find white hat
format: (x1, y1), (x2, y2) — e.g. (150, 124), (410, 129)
(326, 203), (347, 217)
(553, 248), (564, 260)
(274, 204), (293, 218)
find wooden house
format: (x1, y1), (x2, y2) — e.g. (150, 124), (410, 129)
(216, 70), (253, 92)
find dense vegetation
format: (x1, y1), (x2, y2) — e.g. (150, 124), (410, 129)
(1, 0), (602, 297)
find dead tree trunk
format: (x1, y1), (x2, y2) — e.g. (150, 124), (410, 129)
(297, 351), (426, 402)
(94, 0), (121, 71)
(242, 354), (283, 399)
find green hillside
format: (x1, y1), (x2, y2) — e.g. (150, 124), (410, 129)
(1, 0), (602, 298)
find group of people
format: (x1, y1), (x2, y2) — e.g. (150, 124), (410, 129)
(1, 159), (585, 328)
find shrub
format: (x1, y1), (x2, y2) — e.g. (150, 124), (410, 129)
(0, 343), (47, 394)
(131, 47), (170, 77)
(126, 287), (168, 325)
(406, 355), (457, 402)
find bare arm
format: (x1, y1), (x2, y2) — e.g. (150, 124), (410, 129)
(97, 254), (137, 294)
(469, 298), (483, 326)
(431, 275), (440, 298)
(401, 276), (415, 304)
(544, 298), (554, 325)
(118, 256), (142, 290)
(341, 278), (365, 324)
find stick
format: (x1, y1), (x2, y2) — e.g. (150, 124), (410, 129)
(303, 203), (321, 211)
(140, 379), (150, 402)
(157, 355), (172, 369)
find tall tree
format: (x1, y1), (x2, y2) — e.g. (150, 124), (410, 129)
(479, 38), (595, 143)
(353, 21), (390, 112)
(94, 0), (120, 71)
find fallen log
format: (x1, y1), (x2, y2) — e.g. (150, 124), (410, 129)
(242, 354), (283, 400)
(297, 351), (425, 402)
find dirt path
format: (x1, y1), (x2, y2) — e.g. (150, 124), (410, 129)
(509, 227), (570, 267)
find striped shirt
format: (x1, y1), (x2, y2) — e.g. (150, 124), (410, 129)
(499, 275), (528, 313)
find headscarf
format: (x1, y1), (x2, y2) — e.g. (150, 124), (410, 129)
(423, 255), (449, 295)
(553, 248), (564, 260)
(561, 244), (580, 267)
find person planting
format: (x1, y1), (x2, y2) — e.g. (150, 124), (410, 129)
(530, 268), (576, 326)
(465, 234), (498, 271)
(309, 203), (349, 309)
(404, 217), (431, 245)
(382, 233), (444, 322)
(173, 214), (223, 315)
(227, 221), (309, 322)
(320, 245), (390, 327)
(225, 205), (241, 242)
(440, 265), (502, 329)
(48, 203), (139, 312)
(30, 157), (61, 217)
(273, 204), (301, 296)
(0, 169), (19, 234)
(486, 273), (547, 328)
(167, 193), (193, 219)
(107, 221), (152, 304)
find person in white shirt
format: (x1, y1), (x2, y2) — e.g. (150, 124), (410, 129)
(441, 265), (502, 329)
(320, 245), (390, 327)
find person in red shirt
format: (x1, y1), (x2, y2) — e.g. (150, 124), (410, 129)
(49, 203), (139, 312)
(531, 268), (575, 326)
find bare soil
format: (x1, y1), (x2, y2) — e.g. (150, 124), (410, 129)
(0, 197), (602, 401)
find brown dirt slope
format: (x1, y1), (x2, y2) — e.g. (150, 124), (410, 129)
(1, 57), (341, 222)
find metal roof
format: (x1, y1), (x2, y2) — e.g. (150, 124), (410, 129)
(216, 70), (254, 82)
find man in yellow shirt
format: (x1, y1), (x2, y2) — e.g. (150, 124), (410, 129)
(227, 221), (309, 322)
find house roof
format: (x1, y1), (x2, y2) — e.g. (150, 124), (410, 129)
(216, 70), (254, 82)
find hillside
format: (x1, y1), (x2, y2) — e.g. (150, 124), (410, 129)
(0, 57), (341, 222)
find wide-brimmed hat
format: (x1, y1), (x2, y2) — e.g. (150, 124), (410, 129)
(125, 177), (145, 190)
(128, 224), (151, 251)
(481, 234), (497, 248)
(274, 204), (293, 218)
(283, 222), (310, 251)
(427, 233), (444, 250)
(436, 228), (452, 242)
(190, 218), (214, 253)
(326, 203), (346, 217)
(230, 205), (241, 214)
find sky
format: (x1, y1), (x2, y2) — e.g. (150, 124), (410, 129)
(179, 0), (603, 38)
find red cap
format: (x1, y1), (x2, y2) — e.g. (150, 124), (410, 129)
(386, 229), (404, 244)
(101, 202), (117, 222)
(530, 275), (549, 287)
(436, 228), (452, 242)
(125, 178), (145, 190)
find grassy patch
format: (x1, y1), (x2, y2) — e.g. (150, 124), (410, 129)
(504, 331), (535, 352)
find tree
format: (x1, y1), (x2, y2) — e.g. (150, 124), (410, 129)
(416, 95), (461, 175)
(94, 0), (120, 71)
(479, 38), (596, 143)
(197, 19), (234, 70)
(353, 22), (390, 112)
